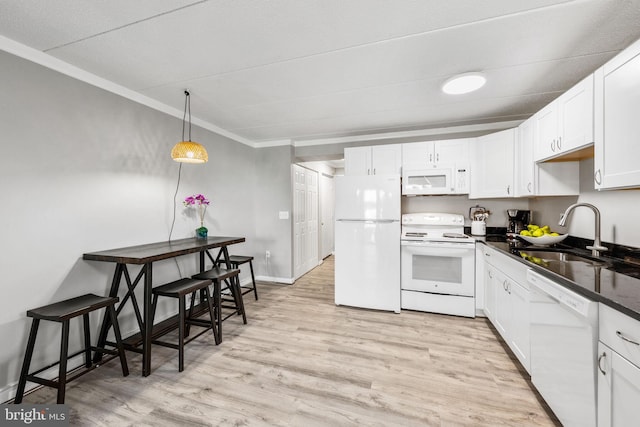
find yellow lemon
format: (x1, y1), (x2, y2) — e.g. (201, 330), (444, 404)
(541, 225), (550, 233)
(527, 224), (539, 231)
(520, 230), (532, 236)
(532, 229), (544, 237)
(550, 232), (559, 236)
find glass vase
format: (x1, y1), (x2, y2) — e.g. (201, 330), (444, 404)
(196, 224), (208, 239)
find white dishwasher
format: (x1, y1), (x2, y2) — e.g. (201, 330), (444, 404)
(527, 270), (599, 427)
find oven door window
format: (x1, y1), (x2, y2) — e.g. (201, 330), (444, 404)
(401, 245), (475, 297)
(413, 255), (461, 283)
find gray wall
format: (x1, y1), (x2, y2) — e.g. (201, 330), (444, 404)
(0, 50), (292, 399)
(253, 145), (295, 282)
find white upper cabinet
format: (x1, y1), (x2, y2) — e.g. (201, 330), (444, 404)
(402, 139), (470, 169)
(515, 118), (536, 197)
(470, 128), (515, 199)
(594, 38), (640, 190)
(344, 144), (401, 176)
(516, 117), (580, 197)
(535, 74), (595, 162)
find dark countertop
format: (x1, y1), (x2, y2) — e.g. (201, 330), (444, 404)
(473, 234), (640, 322)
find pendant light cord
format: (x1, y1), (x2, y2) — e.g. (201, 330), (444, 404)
(181, 91), (189, 142)
(187, 91), (192, 141)
(168, 162), (183, 277)
(181, 90), (192, 142)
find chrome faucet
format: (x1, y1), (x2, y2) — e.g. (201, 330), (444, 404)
(558, 203), (608, 257)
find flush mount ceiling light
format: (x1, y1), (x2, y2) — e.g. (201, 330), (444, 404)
(442, 72), (486, 95)
(171, 90), (208, 163)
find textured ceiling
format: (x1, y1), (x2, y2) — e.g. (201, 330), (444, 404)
(2, 0), (640, 146)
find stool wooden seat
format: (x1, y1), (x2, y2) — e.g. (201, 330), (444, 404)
(15, 294), (128, 404)
(228, 255), (258, 300)
(192, 267), (244, 343)
(151, 278), (216, 372)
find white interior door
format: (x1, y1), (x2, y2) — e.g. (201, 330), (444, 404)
(305, 168), (319, 272)
(293, 165), (306, 279)
(320, 173), (335, 259)
(293, 165), (320, 279)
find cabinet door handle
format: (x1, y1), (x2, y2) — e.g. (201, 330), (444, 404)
(373, 168), (376, 175)
(527, 182), (532, 193)
(429, 153), (433, 163)
(551, 140), (556, 152)
(598, 351), (607, 375)
(557, 136), (562, 150)
(594, 169), (602, 185)
(488, 270), (493, 279)
(617, 330), (640, 346)
(507, 185), (510, 195)
(367, 168), (370, 175)
(436, 153), (439, 162)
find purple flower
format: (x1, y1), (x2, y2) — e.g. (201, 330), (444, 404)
(184, 193), (210, 207)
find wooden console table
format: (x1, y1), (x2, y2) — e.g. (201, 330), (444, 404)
(83, 236), (245, 376)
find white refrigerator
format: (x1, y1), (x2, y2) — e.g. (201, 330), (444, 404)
(334, 174), (401, 313)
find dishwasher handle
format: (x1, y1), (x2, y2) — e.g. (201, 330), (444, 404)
(527, 269), (595, 318)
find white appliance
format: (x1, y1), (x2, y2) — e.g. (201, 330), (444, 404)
(400, 213), (476, 317)
(334, 174), (401, 313)
(528, 270), (598, 427)
(402, 164), (469, 195)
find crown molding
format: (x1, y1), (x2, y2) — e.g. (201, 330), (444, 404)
(291, 120), (524, 147)
(0, 35), (256, 147)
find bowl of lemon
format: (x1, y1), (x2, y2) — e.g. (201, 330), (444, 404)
(518, 224), (568, 246)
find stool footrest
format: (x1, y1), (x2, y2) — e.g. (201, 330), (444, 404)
(153, 327), (212, 349)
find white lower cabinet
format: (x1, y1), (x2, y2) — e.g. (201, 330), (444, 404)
(482, 246), (530, 373)
(597, 343), (640, 427)
(508, 280), (530, 366)
(598, 303), (640, 427)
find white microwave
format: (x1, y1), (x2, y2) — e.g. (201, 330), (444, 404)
(402, 164), (469, 195)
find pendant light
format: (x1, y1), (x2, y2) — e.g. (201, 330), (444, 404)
(171, 90), (208, 163)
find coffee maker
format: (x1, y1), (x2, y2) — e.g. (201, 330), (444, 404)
(507, 209), (531, 240)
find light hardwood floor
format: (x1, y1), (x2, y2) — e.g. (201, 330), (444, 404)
(21, 256), (560, 426)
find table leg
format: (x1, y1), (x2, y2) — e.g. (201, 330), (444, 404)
(142, 263), (153, 377)
(215, 279), (222, 343)
(221, 246), (231, 269)
(94, 263), (124, 363)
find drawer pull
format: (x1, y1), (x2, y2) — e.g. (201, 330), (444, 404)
(598, 352), (607, 375)
(616, 330), (640, 346)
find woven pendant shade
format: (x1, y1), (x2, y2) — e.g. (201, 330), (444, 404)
(172, 90), (208, 163)
(171, 141), (208, 163)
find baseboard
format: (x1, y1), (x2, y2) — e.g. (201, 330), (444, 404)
(255, 275), (294, 285)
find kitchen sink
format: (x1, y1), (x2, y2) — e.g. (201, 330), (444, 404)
(517, 249), (609, 267)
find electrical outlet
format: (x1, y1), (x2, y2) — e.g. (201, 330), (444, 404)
(265, 250), (271, 259)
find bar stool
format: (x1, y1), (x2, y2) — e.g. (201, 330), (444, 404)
(150, 278), (216, 372)
(228, 255), (258, 300)
(192, 267), (244, 343)
(15, 294), (128, 404)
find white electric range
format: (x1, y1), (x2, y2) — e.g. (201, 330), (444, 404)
(400, 213), (476, 317)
